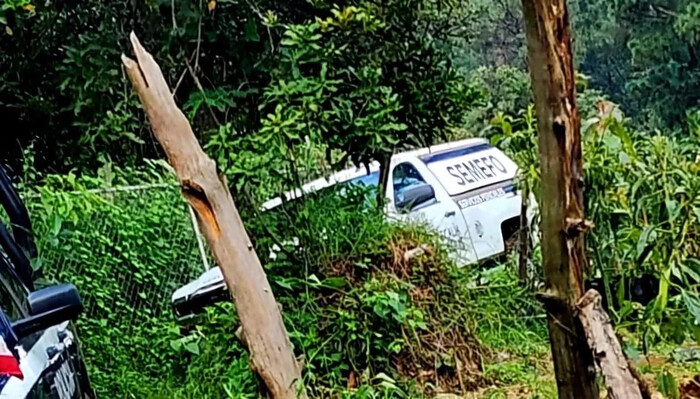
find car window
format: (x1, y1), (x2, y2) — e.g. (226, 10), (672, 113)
(0, 216), (29, 321)
(0, 250), (28, 321)
(392, 163), (429, 207)
(347, 171), (379, 188)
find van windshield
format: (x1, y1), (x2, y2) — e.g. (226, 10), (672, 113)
(309, 170), (379, 200)
(262, 170), (380, 212)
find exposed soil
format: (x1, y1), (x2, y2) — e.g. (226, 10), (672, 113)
(681, 375), (700, 399)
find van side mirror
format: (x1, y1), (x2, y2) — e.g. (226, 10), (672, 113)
(12, 284), (83, 338)
(396, 183), (436, 213)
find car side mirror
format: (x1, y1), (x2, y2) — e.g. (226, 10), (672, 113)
(396, 183), (436, 213)
(12, 284), (83, 338)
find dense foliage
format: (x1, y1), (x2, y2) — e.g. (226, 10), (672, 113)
(25, 164), (531, 397)
(577, 0), (700, 127)
(489, 91), (700, 349)
(3, 0), (700, 397)
(3, 0), (699, 173)
(0, 0), (474, 185)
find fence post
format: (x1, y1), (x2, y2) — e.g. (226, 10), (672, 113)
(188, 204), (211, 271)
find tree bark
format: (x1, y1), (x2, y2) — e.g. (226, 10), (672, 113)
(518, 186), (529, 285)
(577, 290), (646, 399)
(519, 1), (599, 398)
(121, 32), (305, 399)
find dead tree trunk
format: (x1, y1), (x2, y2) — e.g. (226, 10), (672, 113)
(121, 32), (305, 399)
(519, 1), (598, 398)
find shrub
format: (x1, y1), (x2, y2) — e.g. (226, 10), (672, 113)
(21, 163), (496, 397)
(488, 97), (700, 349)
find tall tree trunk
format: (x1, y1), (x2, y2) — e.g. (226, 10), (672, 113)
(121, 32), (305, 399)
(519, 2), (599, 398)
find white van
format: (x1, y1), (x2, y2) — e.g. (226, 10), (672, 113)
(172, 138), (531, 319)
(264, 137), (523, 264)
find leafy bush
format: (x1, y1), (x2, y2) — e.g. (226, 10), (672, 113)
(18, 163), (506, 397)
(488, 95), (700, 349)
(244, 185), (488, 396)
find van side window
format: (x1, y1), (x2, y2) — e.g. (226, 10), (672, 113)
(392, 163), (435, 212)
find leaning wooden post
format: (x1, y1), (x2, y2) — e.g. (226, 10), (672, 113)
(121, 32), (305, 399)
(578, 290), (645, 399)
(519, 1), (598, 398)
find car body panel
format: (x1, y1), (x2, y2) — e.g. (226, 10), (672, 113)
(1, 321), (81, 398)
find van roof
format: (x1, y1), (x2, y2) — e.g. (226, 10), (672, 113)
(261, 138), (489, 210)
(395, 138), (487, 163)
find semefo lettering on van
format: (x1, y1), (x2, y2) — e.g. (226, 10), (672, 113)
(425, 147), (517, 196)
(446, 155), (507, 186)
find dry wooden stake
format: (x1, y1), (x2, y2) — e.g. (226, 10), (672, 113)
(577, 290), (645, 399)
(122, 32), (305, 399)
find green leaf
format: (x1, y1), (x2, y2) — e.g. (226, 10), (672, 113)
(603, 133), (622, 150)
(624, 343), (641, 361)
(619, 151), (631, 164)
(273, 278), (293, 290)
(244, 18), (259, 41)
(653, 269), (671, 316)
(308, 274), (321, 285)
(681, 265), (700, 283)
(184, 341), (200, 355)
(657, 370), (679, 399)
(169, 339), (182, 351)
(637, 225), (656, 258)
(682, 290), (700, 325)
(322, 277), (347, 289)
(665, 199), (680, 221)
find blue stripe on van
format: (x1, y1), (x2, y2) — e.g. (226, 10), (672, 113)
(420, 143), (491, 164)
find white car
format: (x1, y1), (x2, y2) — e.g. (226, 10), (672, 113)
(172, 138), (532, 319)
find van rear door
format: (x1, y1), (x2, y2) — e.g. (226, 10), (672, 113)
(422, 144), (521, 260)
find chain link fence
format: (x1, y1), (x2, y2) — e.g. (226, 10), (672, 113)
(28, 183), (210, 323)
(21, 181), (215, 392)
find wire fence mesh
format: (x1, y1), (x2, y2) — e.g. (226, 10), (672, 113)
(0, 161), (233, 393)
(27, 184), (209, 324)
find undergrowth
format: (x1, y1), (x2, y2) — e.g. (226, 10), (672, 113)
(25, 98), (700, 397)
(22, 162), (551, 398)
(246, 185), (491, 397)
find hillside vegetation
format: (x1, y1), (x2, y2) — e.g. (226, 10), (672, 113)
(2, 0), (700, 397)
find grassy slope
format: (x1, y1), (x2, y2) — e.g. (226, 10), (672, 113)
(467, 262), (700, 399)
